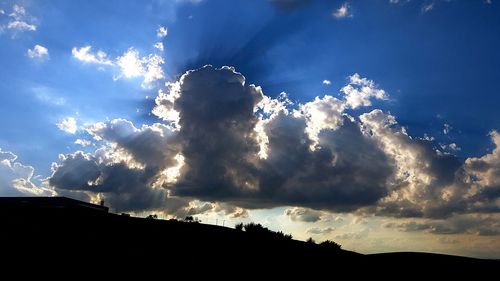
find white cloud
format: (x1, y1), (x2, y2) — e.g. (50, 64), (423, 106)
(154, 42), (164, 51)
(72, 46), (113, 65)
(448, 143), (460, 151)
(322, 80), (331, 85)
(56, 117), (78, 134)
(341, 73), (387, 109)
(5, 5), (37, 32)
(157, 26), (168, 38)
(116, 49), (144, 78)
(422, 3), (434, 13)
(333, 2), (352, 19)
(465, 131), (500, 190)
(72, 44), (165, 89)
(27, 44), (49, 59)
(152, 81), (182, 128)
(7, 20), (36, 31)
(300, 95), (345, 149)
(115, 48), (165, 88)
(0, 148), (53, 196)
(443, 123), (452, 134)
(74, 139), (92, 147)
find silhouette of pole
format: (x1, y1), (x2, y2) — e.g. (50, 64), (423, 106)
(215, 218), (218, 226)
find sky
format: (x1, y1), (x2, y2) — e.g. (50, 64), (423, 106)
(0, 0), (499, 258)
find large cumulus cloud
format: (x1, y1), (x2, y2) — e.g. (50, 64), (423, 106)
(48, 65), (500, 231)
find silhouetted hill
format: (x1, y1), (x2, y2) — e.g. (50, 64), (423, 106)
(0, 197), (497, 275)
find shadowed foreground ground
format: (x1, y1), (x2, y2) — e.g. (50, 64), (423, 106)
(0, 197), (497, 274)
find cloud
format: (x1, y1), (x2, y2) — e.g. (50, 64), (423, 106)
(443, 123), (452, 134)
(332, 2), (352, 19)
(307, 227), (335, 235)
(154, 42), (164, 51)
(384, 214), (500, 236)
(72, 44), (165, 88)
(151, 66), (393, 212)
(74, 139), (92, 147)
(115, 48), (165, 88)
(335, 229), (369, 240)
(464, 131), (500, 205)
(341, 73), (387, 109)
(49, 120), (190, 213)
(322, 80), (331, 85)
(27, 44), (49, 59)
(7, 20), (36, 31)
(157, 26), (168, 38)
(285, 207), (324, 222)
(56, 117), (78, 134)
(440, 143), (461, 152)
(214, 202), (249, 218)
(0, 148), (53, 196)
(47, 65), (500, 235)
(3, 5), (37, 33)
(422, 3), (434, 13)
(72, 46), (113, 65)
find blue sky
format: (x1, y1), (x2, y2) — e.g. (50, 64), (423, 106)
(0, 0), (499, 258)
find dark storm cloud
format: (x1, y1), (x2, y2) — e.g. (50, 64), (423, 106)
(167, 66), (393, 212)
(171, 66), (263, 200)
(48, 150), (185, 212)
(87, 119), (180, 170)
(255, 114), (392, 211)
(48, 66), (500, 225)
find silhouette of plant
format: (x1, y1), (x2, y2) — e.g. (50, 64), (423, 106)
(146, 214), (158, 219)
(276, 231), (293, 240)
(306, 237), (316, 244)
(235, 223), (244, 231)
(243, 222), (269, 234)
(320, 240), (341, 250)
(184, 216), (194, 222)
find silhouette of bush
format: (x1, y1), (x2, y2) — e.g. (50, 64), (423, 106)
(320, 240), (341, 251)
(235, 223), (244, 231)
(184, 216), (201, 223)
(239, 222), (293, 242)
(243, 222), (269, 234)
(306, 237), (316, 244)
(146, 214), (158, 219)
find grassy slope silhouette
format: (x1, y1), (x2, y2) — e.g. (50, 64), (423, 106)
(0, 197), (497, 272)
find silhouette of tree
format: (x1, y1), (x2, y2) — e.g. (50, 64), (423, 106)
(146, 214), (158, 219)
(306, 237), (316, 244)
(276, 231), (293, 240)
(184, 216), (194, 222)
(320, 240), (341, 250)
(235, 223), (244, 231)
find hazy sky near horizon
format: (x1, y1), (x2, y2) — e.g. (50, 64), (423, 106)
(0, 0), (499, 258)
